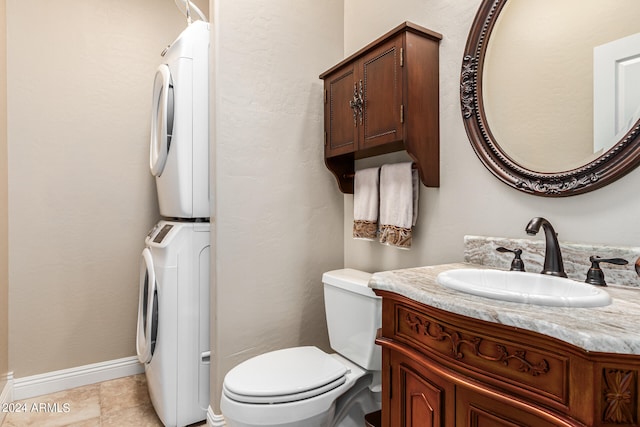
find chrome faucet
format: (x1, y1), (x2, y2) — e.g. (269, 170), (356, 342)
(525, 217), (567, 277)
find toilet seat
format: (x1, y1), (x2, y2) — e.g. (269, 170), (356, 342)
(223, 346), (348, 404)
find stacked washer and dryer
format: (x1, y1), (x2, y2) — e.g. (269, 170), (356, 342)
(136, 20), (211, 427)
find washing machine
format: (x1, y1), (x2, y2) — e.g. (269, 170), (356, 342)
(137, 220), (211, 426)
(150, 20), (210, 219)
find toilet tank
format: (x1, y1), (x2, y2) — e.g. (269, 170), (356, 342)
(322, 269), (381, 371)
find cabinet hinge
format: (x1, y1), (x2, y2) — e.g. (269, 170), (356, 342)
(400, 47), (404, 67)
(400, 104), (404, 123)
(324, 89), (328, 104)
(324, 131), (327, 146)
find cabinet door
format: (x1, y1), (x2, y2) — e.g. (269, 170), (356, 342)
(402, 365), (442, 426)
(390, 352), (453, 427)
(324, 64), (358, 157)
(456, 387), (565, 427)
(360, 35), (404, 150)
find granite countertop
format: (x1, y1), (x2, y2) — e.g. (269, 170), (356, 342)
(369, 263), (640, 355)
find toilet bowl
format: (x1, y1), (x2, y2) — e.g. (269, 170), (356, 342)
(220, 269), (381, 427)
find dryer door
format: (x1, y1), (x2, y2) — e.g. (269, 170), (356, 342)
(149, 64), (174, 177)
(136, 248), (159, 364)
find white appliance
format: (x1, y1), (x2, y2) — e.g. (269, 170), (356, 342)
(220, 269), (382, 427)
(137, 220), (210, 427)
(150, 20), (210, 219)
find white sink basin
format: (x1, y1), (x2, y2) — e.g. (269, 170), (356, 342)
(436, 269), (611, 307)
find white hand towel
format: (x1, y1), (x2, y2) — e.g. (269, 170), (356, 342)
(353, 167), (380, 240)
(379, 162), (419, 249)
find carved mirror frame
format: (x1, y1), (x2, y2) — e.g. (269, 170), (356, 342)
(461, 0), (640, 197)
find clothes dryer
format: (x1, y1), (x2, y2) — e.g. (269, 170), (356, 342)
(150, 21), (210, 219)
(137, 220), (210, 426)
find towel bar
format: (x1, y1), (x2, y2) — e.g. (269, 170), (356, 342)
(342, 163), (416, 179)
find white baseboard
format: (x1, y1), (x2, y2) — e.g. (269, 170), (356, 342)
(13, 356), (144, 401)
(0, 372), (14, 426)
(207, 405), (226, 427)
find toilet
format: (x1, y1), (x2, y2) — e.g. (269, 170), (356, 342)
(220, 269), (382, 427)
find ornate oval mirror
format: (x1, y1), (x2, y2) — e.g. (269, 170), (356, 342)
(461, 0), (640, 196)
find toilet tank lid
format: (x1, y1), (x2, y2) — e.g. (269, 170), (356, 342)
(322, 269), (376, 297)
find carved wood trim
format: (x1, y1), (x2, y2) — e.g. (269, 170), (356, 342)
(405, 312), (549, 377)
(602, 369), (637, 424)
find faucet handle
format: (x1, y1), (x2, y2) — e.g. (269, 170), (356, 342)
(496, 247), (525, 272)
(585, 256), (628, 287)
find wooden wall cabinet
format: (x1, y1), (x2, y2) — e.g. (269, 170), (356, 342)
(375, 291), (640, 427)
(319, 22), (442, 193)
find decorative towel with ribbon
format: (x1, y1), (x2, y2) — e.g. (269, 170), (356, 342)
(353, 167), (380, 240)
(379, 162), (419, 249)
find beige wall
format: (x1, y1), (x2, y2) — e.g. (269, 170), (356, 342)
(0, 0), (8, 390)
(209, 0), (344, 414)
(344, 0), (640, 272)
(6, 0), (198, 377)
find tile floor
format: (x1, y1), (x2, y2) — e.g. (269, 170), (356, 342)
(2, 374), (207, 427)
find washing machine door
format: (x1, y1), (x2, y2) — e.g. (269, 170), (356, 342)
(136, 248), (159, 364)
(149, 64), (174, 177)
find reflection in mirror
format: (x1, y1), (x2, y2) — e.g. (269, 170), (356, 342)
(594, 32), (640, 155)
(483, 0), (640, 173)
(461, 0), (640, 196)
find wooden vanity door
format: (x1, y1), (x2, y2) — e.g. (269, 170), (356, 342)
(456, 387), (560, 427)
(402, 366), (443, 426)
(390, 352), (453, 427)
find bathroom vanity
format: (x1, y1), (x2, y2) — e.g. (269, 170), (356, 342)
(370, 263), (640, 427)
